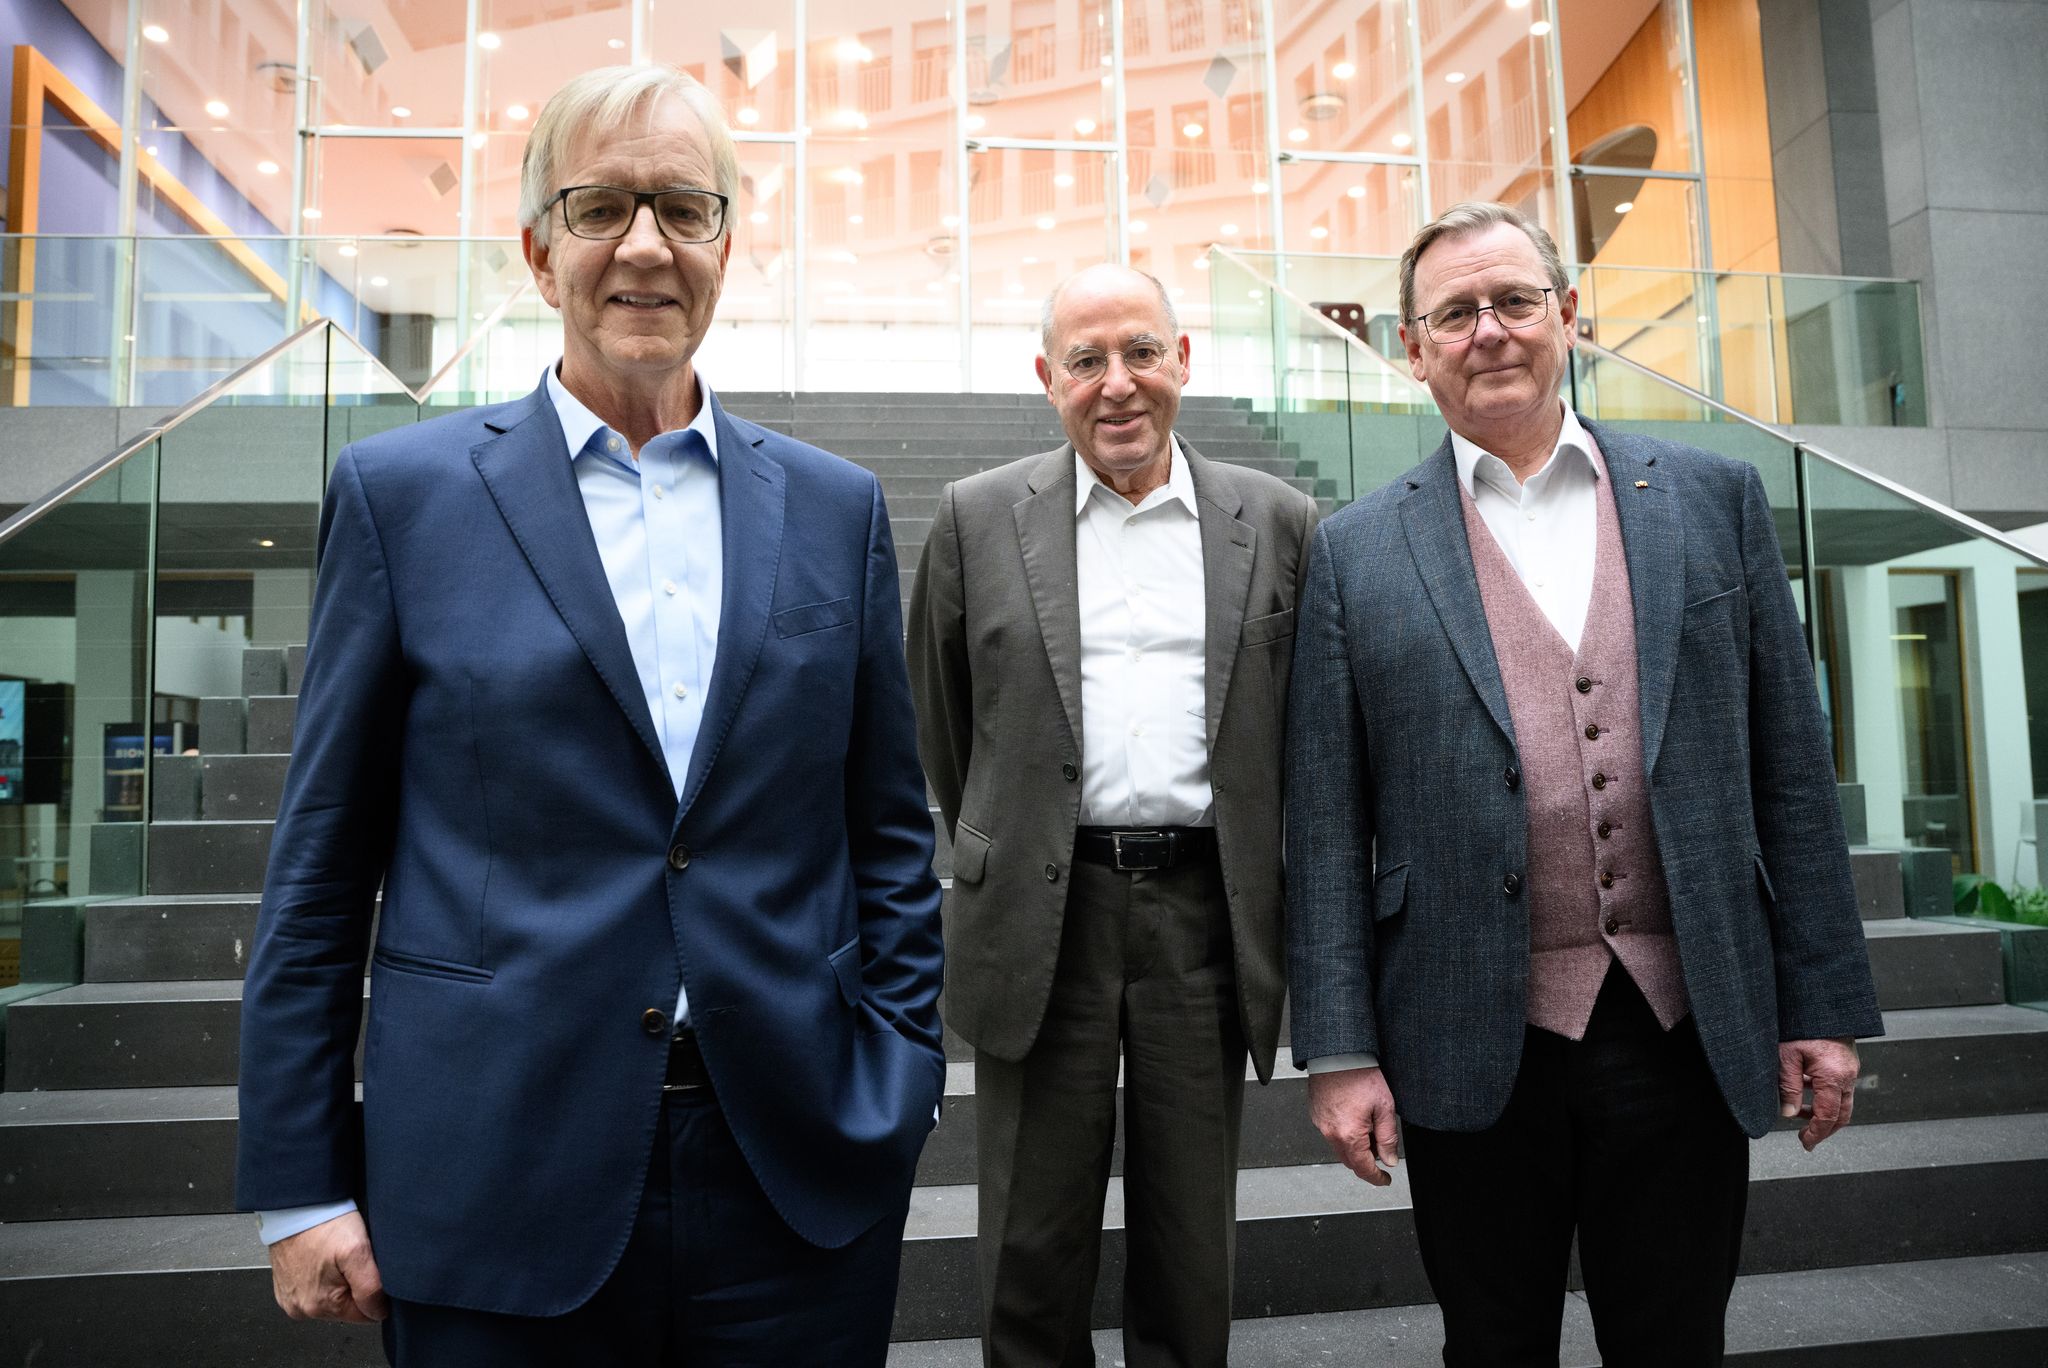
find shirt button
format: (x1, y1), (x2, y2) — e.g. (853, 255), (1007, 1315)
(1598, 821), (1612, 839)
(667, 845), (691, 871)
(608, 436), (622, 453)
(1591, 773), (1608, 790)
(1604, 916), (1621, 935)
(1128, 647), (1142, 662)
(641, 1008), (668, 1036)
(1585, 724), (1600, 740)
(1044, 864), (1059, 882)
(663, 579), (678, 596)
(1130, 723), (1143, 737)
(1062, 763), (1078, 781)
(1576, 676), (1592, 694)
(653, 484), (666, 499)
(672, 682), (688, 699)
(1599, 870), (1615, 889)
(1502, 872), (1521, 898)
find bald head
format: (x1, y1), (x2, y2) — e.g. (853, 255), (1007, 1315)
(1040, 264), (1179, 359)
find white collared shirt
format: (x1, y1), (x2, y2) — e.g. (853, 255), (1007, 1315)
(1450, 402), (1600, 651)
(1074, 438), (1214, 828)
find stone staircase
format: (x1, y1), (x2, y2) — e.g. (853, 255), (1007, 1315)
(3, 393), (2046, 1364)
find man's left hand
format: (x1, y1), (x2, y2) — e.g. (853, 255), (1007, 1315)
(1778, 1037), (1859, 1151)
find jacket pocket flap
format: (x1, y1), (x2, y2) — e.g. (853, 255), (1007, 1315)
(1372, 862), (1410, 921)
(372, 946), (495, 983)
(951, 821), (991, 885)
(1241, 607), (1297, 646)
(775, 596), (855, 638)
(828, 937), (863, 1006)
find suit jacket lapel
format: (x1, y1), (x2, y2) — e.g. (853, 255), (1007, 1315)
(1584, 419), (1684, 776)
(471, 382), (667, 779)
(1400, 438), (1516, 747)
(1014, 446), (1083, 752)
(679, 393), (785, 816)
(1186, 441), (1254, 751)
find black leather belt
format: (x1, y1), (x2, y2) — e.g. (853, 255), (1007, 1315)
(1073, 826), (1217, 872)
(665, 1029), (710, 1093)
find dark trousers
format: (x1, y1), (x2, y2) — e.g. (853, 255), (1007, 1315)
(974, 854), (1245, 1368)
(380, 1088), (910, 1367)
(1402, 969), (1749, 1368)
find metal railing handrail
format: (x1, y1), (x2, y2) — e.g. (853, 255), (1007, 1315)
(0, 278), (536, 548)
(1209, 245), (1431, 399)
(1226, 246), (1919, 289)
(0, 231), (523, 243)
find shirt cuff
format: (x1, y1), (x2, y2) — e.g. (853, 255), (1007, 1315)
(256, 1200), (359, 1246)
(1305, 1052), (1380, 1074)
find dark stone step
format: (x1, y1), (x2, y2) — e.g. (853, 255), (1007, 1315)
(146, 821), (273, 896)
(198, 754), (291, 822)
(830, 438), (1296, 460)
(244, 695), (297, 754)
(1862, 918), (2005, 1009)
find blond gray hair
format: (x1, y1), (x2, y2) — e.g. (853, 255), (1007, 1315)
(520, 66), (739, 244)
(1400, 201), (1569, 323)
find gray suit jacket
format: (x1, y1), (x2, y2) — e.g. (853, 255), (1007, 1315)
(908, 440), (1320, 1081)
(1284, 421), (1882, 1137)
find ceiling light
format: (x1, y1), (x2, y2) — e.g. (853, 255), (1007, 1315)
(608, 38), (625, 50)
(370, 275), (389, 286)
(1036, 216), (1055, 230)
(1220, 222), (1240, 235)
(831, 166), (864, 184)
(205, 99), (230, 118)
(927, 281), (943, 292)
(257, 538), (275, 548)
(302, 207), (323, 220)
(1054, 172), (1075, 188)
(1391, 132), (1413, 149)
(1074, 117), (1097, 135)
(391, 105), (411, 119)
(256, 159), (278, 175)
(1530, 20), (1552, 35)
(143, 144), (158, 157)
(942, 214), (960, 228)
(965, 114), (986, 131)
(1248, 289), (1264, 300)
(750, 210), (769, 224)
(1506, 0), (1531, 8)
(1006, 282), (1023, 294)
(1023, 256), (1038, 265)
(1252, 180), (1269, 194)
(849, 214), (864, 225)
(477, 31), (501, 49)
(1193, 257), (1210, 271)
(737, 106), (760, 126)
(1101, 76), (1112, 88)
(1614, 200), (1634, 213)
(1445, 71), (1466, 84)
(832, 108), (868, 130)
(507, 104), (529, 121)
(1130, 219), (1149, 233)
(339, 244), (358, 258)
(470, 132), (488, 149)
(142, 23), (169, 43)
(1288, 126), (1309, 142)
(1347, 184), (1366, 199)
(1183, 121), (1204, 138)
(836, 38), (873, 62)
(1309, 225), (1329, 240)
(1332, 60), (1355, 79)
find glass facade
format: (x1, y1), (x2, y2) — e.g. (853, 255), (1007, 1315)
(2, 0), (1827, 392)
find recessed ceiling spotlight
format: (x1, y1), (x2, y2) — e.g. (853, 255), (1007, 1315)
(1332, 61), (1355, 79)
(835, 38), (872, 63)
(1074, 117), (1097, 135)
(737, 106), (760, 126)
(391, 106), (411, 119)
(477, 32), (501, 50)
(1507, 0), (1531, 8)
(850, 214), (864, 225)
(1036, 216), (1055, 230)
(370, 275), (389, 286)
(339, 244), (358, 257)
(1193, 257), (1210, 271)
(469, 133), (488, 149)
(142, 23), (169, 43)
(1252, 180), (1269, 194)
(1054, 173), (1075, 187)
(1183, 121), (1204, 139)
(1391, 132), (1414, 149)
(144, 144), (158, 157)
(1220, 222), (1240, 235)
(1445, 71), (1466, 84)
(1614, 200), (1635, 213)
(1129, 219), (1149, 234)
(1310, 225), (1330, 239)
(1347, 185), (1366, 199)
(608, 38), (625, 50)
(1530, 20), (1553, 35)
(965, 114), (986, 131)
(1288, 126), (1309, 142)
(302, 207), (323, 219)
(257, 159), (279, 175)
(750, 210), (769, 224)
(507, 104), (529, 121)
(205, 99), (230, 118)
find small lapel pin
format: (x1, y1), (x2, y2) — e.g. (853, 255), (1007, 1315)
(1634, 480), (1649, 489)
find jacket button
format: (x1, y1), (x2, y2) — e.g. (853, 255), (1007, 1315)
(1585, 724), (1600, 740)
(1044, 863), (1060, 882)
(1599, 870), (1615, 889)
(1062, 762), (1078, 781)
(641, 1008), (669, 1036)
(1591, 773), (1607, 790)
(668, 845), (691, 871)
(1597, 821), (1612, 839)
(1504, 766), (1520, 791)
(1604, 917), (1621, 935)
(1502, 872), (1521, 897)
(1576, 676), (1592, 694)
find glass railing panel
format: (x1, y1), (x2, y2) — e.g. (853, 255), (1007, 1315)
(1804, 454), (2046, 909)
(0, 438), (160, 997)
(1777, 275), (1927, 427)
(423, 290), (563, 409)
(0, 235), (126, 406)
(1205, 248), (1277, 413)
(133, 234), (294, 408)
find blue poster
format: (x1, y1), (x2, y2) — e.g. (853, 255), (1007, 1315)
(0, 681), (22, 804)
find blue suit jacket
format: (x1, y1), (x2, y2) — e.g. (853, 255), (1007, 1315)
(235, 382), (945, 1315)
(1284, 422), (1881, 1138)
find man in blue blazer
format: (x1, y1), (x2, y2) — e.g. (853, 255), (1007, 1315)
(235, 66), (943, 1364)
(1285, 203), (1881, 1365)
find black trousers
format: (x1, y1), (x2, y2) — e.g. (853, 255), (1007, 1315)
(1402, 969), (1750, 1368)
(380, 1087), (910, 1367)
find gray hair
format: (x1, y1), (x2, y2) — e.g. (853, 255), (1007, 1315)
(1040, 265), (1181, 357)
(1399, 201), (1570, 323)
(520, 65), (740, 244)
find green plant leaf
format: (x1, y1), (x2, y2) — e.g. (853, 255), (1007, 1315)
(1979, 881), (2016, 923)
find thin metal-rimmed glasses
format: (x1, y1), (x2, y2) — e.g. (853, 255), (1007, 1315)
(1408, 285), (1557, 343)
(546, 185), (730, 244)
(1058, 342), (1172, 384)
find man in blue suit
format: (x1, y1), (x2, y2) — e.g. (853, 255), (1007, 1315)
(236, 65), (944, 1364)
(1285, 202), (1880, 1365)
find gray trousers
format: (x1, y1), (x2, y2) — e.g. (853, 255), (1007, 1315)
(974, 853), (1245, 1368)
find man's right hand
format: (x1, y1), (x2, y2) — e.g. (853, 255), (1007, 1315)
(1308, 1066), (1402, 1186)
(269, 1211), (388, 1323)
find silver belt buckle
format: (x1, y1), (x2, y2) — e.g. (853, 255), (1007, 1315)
(1110, 829), (1169, 872)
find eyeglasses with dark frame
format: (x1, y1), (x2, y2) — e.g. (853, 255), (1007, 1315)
(1058, 341), (1172, 384)
(546, 185), (730, 244)
(1408, 285), (1558, 343)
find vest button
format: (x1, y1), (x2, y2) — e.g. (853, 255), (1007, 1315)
(1585, 724), (1600, 741)
(1597, 821), (1612, 839)
(1504, 766), (1520, 791)
(1575, 676), (1592, 694)
(1591, 772), (1608, 790)
(641, 1008), (669, 1036)
(1604, 917), (1621, 935)
(1044, 864), (1059, 882)
(1062, 762), (1078, 781)
(1502, 872), (1521, 898)
(1600, 870), (1615, 889)
(668, 845), (691, 871)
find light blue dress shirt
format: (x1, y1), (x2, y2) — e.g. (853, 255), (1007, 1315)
(259, 364), (725, 1246)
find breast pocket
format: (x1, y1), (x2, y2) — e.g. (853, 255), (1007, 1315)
(775, 596), (855, 638)
(1241, 607), (1296, 648)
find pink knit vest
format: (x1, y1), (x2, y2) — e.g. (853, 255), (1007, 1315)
(1459, 439), (1690, 1039)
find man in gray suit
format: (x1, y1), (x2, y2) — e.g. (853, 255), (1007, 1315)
(1285, 202), (1881, 1366)
(908, 263), (1318, 1366)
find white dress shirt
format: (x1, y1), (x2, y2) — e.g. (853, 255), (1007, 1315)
(1074, 439), (1214, 828)
(1305, 402), (1598, 1078)
(258, 364), (724, 1245)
